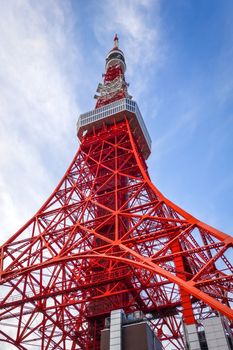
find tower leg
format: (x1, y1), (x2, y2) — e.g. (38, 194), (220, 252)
(171, 240), (195, 324)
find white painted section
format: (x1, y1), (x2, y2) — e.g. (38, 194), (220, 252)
(77, 98), (152, 151)
(110, 309), (123, 350)
(202, 317), (230, 350)
(185, 324), (201, 350)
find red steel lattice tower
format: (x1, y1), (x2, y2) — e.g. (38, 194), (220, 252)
(0, 35), (233, 350)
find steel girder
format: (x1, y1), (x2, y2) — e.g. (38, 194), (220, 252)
(0, 119), (233, 349)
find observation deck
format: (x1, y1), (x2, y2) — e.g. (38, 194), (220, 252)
(77, 98), (151, 159)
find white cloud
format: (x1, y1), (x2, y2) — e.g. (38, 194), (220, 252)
(93, 0), (164, 98)
(0, 0), (79, 243)
(0, 0), (163, 246)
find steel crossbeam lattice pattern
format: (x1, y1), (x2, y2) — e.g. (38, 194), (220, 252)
(0, 35), (233, 350)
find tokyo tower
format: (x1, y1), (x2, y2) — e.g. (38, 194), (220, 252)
(0, 35), (233, 350)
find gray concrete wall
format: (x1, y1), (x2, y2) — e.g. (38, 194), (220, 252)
(202, 317), (230, 350)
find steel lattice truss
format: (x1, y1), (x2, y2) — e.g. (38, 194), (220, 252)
(0, 119), (232, 349)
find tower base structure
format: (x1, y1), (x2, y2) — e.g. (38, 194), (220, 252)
(202, 317), (232, 350)
(184, 324), (201, 350)
(100, 309), (163, 350)
(101, 311), (233, 350)
(184, 316), (233, 350)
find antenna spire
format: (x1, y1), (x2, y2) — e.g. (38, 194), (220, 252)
(114, 33), (119, 48)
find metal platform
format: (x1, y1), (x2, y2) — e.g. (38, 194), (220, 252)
(77, 98), (151, 159)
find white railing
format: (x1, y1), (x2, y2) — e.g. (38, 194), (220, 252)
(77, 98), (151, 151)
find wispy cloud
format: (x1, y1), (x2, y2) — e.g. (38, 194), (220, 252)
(0, 0), (164, 245)
(93, 0), (164, 98)
(0, 0), (79, 243)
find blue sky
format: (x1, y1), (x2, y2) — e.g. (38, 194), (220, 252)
(0, 0), (233, 246)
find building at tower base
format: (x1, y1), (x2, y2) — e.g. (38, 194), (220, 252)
(100, 309), (163, 350)
(184, 316), (233, 350)
(202, 317), (232, 350)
